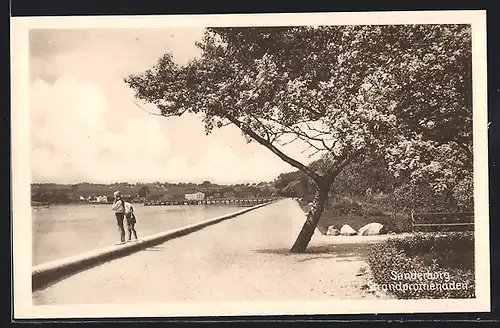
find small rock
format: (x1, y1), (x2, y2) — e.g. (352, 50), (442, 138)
(340, 224), (357, 236)
(358, 222), (384, 236)
(326, 225), (340, 236)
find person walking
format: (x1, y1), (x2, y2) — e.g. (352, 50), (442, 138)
(124, 200), (139, 242)
(112, 190), (126, 245)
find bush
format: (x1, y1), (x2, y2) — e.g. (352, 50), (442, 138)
(367, 232), (475, 299)
(330, 200), (363, 215)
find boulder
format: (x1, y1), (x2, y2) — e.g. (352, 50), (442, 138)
(326, 225), (340, 236)
(340, 224), (357, 236)
(358, 222), (384, 236)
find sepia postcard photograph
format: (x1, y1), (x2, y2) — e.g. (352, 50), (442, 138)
(11, 10), (490, 319)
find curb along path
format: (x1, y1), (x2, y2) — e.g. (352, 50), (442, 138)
(32, 201), (273, 291)
(33, 199), (390, 305)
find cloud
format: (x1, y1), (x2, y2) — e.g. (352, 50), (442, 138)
(30, 77), (173, 183)
(28, 29), (319, 185)
(29, 76), (296, 184)
(30, 28), (205, 83)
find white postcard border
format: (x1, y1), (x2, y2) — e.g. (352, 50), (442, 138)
(11, 10), (490, 319)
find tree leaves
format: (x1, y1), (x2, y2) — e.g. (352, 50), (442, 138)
(124, 24), (472, 194)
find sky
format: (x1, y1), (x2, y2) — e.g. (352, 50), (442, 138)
(29, 28), (315, 185)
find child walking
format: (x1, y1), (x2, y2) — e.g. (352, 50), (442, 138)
(124, 200), (139, 242)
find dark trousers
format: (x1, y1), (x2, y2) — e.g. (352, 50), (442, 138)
(127, 223), (138, 240)
(115, 213), (125, 242)
(126, 213), (138, 240)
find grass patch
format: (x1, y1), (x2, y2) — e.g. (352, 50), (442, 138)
(366, 232), (475, 299)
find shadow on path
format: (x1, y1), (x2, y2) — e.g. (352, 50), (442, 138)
(253, 241), (379, 263)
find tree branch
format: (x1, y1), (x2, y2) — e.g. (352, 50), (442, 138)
(323, 149), (364, 184)
(132, 101), (164, 117)
(225, 114), (322, 183)
(303, 138), (322, 152)
(308, 148), (321, 158)
(247, 112), (278, 143)
(260, 116), (333, 152)
(303, 121), (331, 135)
(301, 144), (314, 154)
(290, 127), (334, 152)
(281, 135), (301, 146)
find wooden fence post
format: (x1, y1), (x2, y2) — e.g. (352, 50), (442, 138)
(411, 212), (414, 232)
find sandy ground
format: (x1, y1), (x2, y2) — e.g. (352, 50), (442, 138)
(33, 199), (397, 304)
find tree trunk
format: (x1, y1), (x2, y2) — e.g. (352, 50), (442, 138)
(392, 181), (396, 222)
(290, 187), (329, 253)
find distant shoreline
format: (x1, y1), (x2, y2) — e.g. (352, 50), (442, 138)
(31, 197), (281, 207)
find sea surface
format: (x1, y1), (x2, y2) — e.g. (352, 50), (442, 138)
(32, 203), (244, 265)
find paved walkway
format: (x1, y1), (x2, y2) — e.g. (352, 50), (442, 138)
(33, 199), (393, 304)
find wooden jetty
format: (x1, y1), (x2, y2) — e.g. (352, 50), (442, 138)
(144, 197), (279, 206)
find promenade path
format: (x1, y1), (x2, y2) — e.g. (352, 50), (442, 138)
(33, 199), (393, 304)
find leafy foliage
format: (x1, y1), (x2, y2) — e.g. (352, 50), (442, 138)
(278, 148), (473, 213)
(125, 25), (472, 187)
(137, 186), (150, 198)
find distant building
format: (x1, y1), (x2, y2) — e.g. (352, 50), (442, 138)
(185, 192), (205, 201)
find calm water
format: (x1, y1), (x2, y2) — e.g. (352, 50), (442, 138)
(32, 203), (244, 265)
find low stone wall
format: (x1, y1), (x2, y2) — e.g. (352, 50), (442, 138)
(32, 201), (274, 291)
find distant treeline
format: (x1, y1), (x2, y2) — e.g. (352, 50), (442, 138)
(31, 180), (279, 205)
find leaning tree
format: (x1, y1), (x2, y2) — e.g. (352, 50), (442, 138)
(125, 24), (472, 252)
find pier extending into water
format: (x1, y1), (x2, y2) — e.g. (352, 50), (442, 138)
(144, 197), (280, 206)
